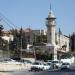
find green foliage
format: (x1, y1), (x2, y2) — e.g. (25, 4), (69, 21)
(10, 29), (18, 37)
(9, 28), (27, 58)
(33, 34), (47, 45)
(0, 25), (4, 36)
(34, 47), (52, 61)
(0, 37), (8, 50)
(36, 53), (52, 61)
(70, 33), (75, 52)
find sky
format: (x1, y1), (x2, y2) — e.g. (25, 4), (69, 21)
(0, 0), (75, 35)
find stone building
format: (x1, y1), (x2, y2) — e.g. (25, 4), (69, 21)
(1, 7), (70, 60)
(23, 8), (70, 60)
(45, 8), (70, 60)
(23, 28), (46, 44)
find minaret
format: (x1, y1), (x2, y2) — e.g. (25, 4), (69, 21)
(46, 5), (57, 60)
(46, 5), (56, 45)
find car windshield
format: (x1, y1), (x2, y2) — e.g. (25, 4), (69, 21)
(43, 63), (47, 65)
(62, 63), (69, 65)
(52, 61), (59, 63)
(47, 60), (52, 62)
(47, 63), (51, 65)
(33, 62), (40, 65)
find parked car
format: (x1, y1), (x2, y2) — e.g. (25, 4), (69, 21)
(30, 61), (44, 71)
(60, 62), (70, 69)
(43, 62), (51, 70)
(51, 60), (62, 68)
(47, 62), (53, 69)
(46, 60), (52, 63)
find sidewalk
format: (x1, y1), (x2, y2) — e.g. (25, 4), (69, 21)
(0, 63), (31, 72)
(0, 72), (10, 75)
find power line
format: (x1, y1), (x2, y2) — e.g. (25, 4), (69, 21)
(0, 12), (19, 29)
(2, 19), (14, 29)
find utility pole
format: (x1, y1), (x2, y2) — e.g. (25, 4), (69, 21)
(20, 27), (23, 59)
(20, 35), (22, 59)
(7, 42), (10, 58)
(33, 34), (36, 60)
(33, 46), (36, 60)
(7, 38), (10, 58)
(59, 28), (61, 60)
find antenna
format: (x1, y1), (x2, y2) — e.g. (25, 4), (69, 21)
(49, 0), (52, 15)
(50, 3), (51, 11)
(50, 0), (52, 11)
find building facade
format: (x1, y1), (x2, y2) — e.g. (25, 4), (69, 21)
(45, 8), (70, 60)
(1, 7), (70, 60)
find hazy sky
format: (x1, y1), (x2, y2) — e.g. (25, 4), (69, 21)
(0, 0), (75, 35)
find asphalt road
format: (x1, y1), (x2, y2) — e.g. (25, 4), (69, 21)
(9, 70), (75, 75)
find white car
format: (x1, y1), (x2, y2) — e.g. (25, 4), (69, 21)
(61, 63), (70, 69)
(51, 60), (62, 68)
(47, 60), (52, 63)
(31, 61), (44, 71)
(43, 62), (51, 70)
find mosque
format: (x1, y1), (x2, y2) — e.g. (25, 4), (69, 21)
(46, 7), (70, 60)
(1, 6), (70, 60)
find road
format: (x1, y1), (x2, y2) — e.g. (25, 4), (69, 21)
(8, 70), (75, 75)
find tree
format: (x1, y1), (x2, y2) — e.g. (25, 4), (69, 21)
(33, 34), (47, 45)
(70, 32), (75, 52)
(9, 29), (18, 37)
(0, 25), (4, 36)
(0, 25), (4, 49)
(9, 28), (27, 58)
